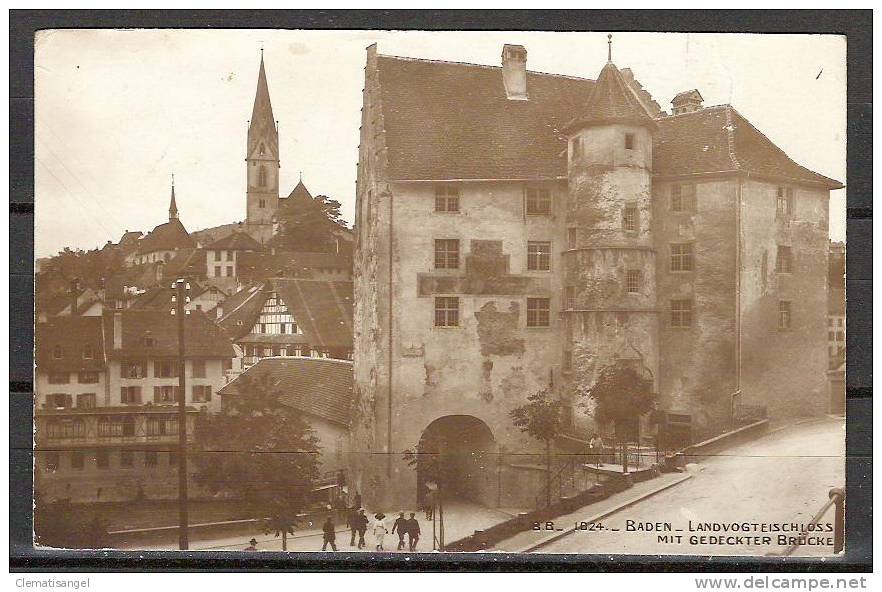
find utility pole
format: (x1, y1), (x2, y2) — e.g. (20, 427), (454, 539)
(172, 278), (191, 550)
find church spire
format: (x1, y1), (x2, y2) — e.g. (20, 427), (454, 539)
(248, 51), (278, 157)
(168, 174), (179, 221)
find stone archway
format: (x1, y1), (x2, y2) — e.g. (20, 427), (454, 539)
(416, 415), (496, 507)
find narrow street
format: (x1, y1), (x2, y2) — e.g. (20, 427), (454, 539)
(511, 417), (845, 557)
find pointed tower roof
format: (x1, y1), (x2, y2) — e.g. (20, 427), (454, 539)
(286, 179), (314, 203)
(565, 60), (655, 132)
(248, 52), (279, 157)
(168, 176), (179, 221)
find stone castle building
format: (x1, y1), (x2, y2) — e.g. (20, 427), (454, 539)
(351, 42), (842, 509)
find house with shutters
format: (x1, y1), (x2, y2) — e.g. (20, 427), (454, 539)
(351, 42), (843, 509)
(34, 309), (235, 503)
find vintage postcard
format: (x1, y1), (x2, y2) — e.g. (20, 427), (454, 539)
(32, 29), (846, 558)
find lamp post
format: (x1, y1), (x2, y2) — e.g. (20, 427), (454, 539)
(171, 278), (191, 550)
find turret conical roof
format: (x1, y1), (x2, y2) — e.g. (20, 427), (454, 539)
(565, 61), (655, 132)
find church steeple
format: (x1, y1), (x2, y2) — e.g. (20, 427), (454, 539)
(168, 174), (179, 221)
(245, 51), (280, 244)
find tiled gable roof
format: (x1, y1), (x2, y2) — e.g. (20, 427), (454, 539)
(137, 219), (196, 254)
(36, 316), (105, 373)
(217, 284), (266, 340)
(218, 357), (353, 426)
(206, 231), (264, 252)
(102, 309), (235, 359)
(373, 53), (842, 188)
(236, 250), (352, 283)
(376, 55), (592, 180)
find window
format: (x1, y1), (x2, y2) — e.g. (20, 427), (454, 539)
(48, 372), (69, 384)
(435, 186), (460, 212)
(526, 188), (551, 215)
(434, 297), (460, 328)
(214, 251), (221, 261)
(778, 301), (792, 330)
(121, 386), (142, 405)
(45, 452), (59, 472)
(145, 451), (158, 467)
(776, 245), (793, 273)
(623, 205), (639, 232)
(564, 286), (576, 310)
(670, 299), (693, 328)
(671, 184), (696, 212)
(120, 450), (134, 467)
(98, 417), (121, 438)
(122, 360), (146, 379)
(226, 251), (233, 261)
(78, 371), (99, 384)
(626, 270), (641, 294)
(776, 186), (794, 218)
(567, 228), (577, 249)
(624, 133), (635, 150)
(527, 241), (552, 271)
(154, 386), (181, 404)
(214, 266), (222, 277)
(434, 239), (460, 270)
(52, 345), (64, 359)
(258, 166), (267, 187)
(226, 266), (234, 277)
(141, 335), (155, 347)
(76, 393), (96, 409)
(571, 136), (581, 160)
(71, 451), (85, 470)
(191, 360), (206, 378)
(96, 449), (109, 469)
(192, 385), (212, 403)
(670, 243), (694, 271)
(154, 360), (179, 378)
(45, 393), (72, 409)
(526, 297), (551, 328)
(259, 199), (266, 208)
(82, 345), (94, 360)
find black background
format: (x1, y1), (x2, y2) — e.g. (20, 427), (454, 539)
(9, 9), (872, 572)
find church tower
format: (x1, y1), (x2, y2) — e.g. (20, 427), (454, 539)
(562, 39), (659, 430)
(168, 175), (179, 221)
(245, 51), (280, 244)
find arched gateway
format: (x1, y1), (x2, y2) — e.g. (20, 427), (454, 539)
(416, 415), (496, 507)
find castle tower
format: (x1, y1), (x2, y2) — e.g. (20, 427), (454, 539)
(562, 44), (659, 432)
(245, 51), (280, 244)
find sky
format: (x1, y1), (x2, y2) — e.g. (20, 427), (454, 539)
(34, 30), (846, 257)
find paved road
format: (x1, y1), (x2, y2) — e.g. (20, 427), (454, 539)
(532, 417), (845, 557)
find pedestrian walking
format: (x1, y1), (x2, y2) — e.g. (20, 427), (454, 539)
(589, 433), (603, 467)
(392, 511), (407, 550)
(346, 507), (360, 547)
(244, 537), (258, 551)
(424, 489), (436, 520)
(405, 512), (421, 552)
(321, 516), (338, 551)
(372, 512), (388, 551)
(356, 508), (368, 549)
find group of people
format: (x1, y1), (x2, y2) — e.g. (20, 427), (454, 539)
(344, 508), (421, 552)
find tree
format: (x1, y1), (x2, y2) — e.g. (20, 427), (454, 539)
(584, 362), (656, 472)
(272, 193), (347, 253)
(509, 389), (565, 507)
(193, 373), (320, 550)
(33, 478), (110, 549)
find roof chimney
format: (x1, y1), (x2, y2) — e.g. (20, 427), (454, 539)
(69, 278), (79, 316)
(113, 312), (123, 350)
(671, 89), (704, 115)
(501, 44), (528, 100)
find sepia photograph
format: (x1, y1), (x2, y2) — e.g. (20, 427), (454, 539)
(29, 27), (848, 560)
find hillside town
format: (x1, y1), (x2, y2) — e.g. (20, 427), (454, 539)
(34, 37), (845, 555)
